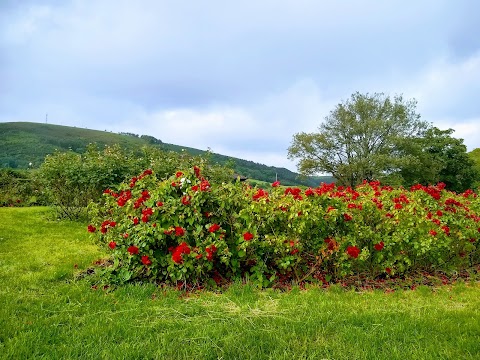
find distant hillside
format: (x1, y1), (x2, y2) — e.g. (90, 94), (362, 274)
(0, 122), (335, 187)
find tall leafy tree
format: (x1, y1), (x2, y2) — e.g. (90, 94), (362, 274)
(288, 92), (428, 186)
(399, 128), (477, 192)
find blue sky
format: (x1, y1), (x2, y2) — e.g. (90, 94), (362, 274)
(1, 0), (479, 171)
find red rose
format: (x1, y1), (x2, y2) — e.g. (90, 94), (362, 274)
(156, 201), (163, 207)
(374, 242), (384, 251)
(87, 225), (96, 233)
(209, 224), (221, 233)
(175, 227), (185, 237)
(272, 181), (280, 187)
(200, 179), (211, 191)
(343, 213), (353, 221)
(194, 166), (201, 178)
(429, 230), (437, 236)
(176, 171), (183, 178)
(181, 195), (191, 206)
(141, 255), (151, 266)
(172, 252), (183, 264)
(394, 203), (403, 210)
(243, 232), (254, 241)
(346, 245), (360, 258)
(442, 225), (450, 235)
(127, 245), (139, 255)
(385, 267), (392, 274)
(108, 241), (116, 249)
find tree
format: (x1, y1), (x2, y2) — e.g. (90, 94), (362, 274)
(288, 92), (428, 186)
(394, 127), (478, 192)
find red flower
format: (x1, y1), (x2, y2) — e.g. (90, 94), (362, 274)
(253, 188), (269, 201)
(209, 223), (221, 233)
(171, 182), (177, 187)
(127, 245), (139, 255)
(87, 225), (96, 233)
(194, 166), (201, 178)
(346, 245), (360, 258)
(191, 185), (199, 192)
(181, 195), (191, 206)
(326, 206), (336, 213)
(123, 233), (129, 238)
(176, 171), (183, 178)
(200, 179), (211, 191)
(385, 267), (392, 274)
(394, 203), (403, 210)
(172, 252), (183, 264)
(347, 203), (356, 209)
(442, 225), (450, 235)
(429, 230), (437, 236)
(156, 201), (163, 207)
(205, 245), (217, 261)
(374, 242), (384, 251)
(272, 181), (280, 187)
(108, 241), (116, 249)
(343, 213), (353, 221)
(305, 188), (315, 197)
(324, 237), (337, 251)
(141, 255), (152, 266)
(290, 248), (299, 255)
(133, 217), (139, 225)
(243, 232), (254, 241)
(436, 210), (443, 217)
(175, 227), (185, 236)
(171, 241), (191, 264)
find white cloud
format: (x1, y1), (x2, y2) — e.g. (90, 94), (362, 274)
(1, 0), (480, 174)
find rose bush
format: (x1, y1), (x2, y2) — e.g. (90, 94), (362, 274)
(88, 167), (480, 287)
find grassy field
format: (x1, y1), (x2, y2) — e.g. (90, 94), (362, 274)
(1, 207), (479, 359)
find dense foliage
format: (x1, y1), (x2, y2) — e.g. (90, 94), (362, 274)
(38, 144), (234, 219)
(0, 168), (47, 207)
(88, 166), (480, 287)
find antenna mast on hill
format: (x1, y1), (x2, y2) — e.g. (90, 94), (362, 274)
(45, 113), (48, 124)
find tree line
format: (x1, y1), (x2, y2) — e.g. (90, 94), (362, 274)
(288, 92), (479, 193)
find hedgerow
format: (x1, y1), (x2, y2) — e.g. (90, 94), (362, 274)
(88, 166), (480, 287)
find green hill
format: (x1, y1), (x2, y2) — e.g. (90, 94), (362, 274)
(0, 122), (335, 187)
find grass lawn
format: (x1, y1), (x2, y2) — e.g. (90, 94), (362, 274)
(1, 207), (479, 359)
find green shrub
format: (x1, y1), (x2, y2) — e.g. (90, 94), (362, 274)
(39, 144), (234, 220)
(0, 168), (47, 207)
(89, 169), (480, 287)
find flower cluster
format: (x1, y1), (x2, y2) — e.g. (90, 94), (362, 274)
(88, 166), (479, 287)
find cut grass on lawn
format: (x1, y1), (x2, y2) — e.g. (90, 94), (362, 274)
(1, 207), (479, 359)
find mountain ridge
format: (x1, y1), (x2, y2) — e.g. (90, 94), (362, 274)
(0, 122), (335, 187)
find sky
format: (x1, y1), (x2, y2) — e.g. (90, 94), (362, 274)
(1, 0), (480, 172)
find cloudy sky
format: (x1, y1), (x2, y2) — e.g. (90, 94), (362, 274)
(1, 0), (479, 171)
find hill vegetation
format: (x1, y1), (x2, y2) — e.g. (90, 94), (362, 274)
(0, 122), (333, 187)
